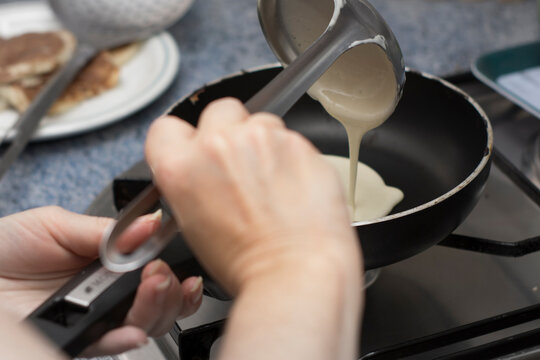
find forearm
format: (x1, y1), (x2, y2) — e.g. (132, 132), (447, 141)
(218, 255), (363, 360)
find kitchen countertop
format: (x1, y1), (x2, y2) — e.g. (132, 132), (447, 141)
(0, 0), (538, 216)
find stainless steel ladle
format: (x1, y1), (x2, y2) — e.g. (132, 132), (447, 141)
(100, 0), (406, 273)
(247, 0), (405, 114)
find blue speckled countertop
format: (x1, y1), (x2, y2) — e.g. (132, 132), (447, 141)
(0, 0), (538, 216)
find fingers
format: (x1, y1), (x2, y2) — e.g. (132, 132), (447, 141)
(177, 276), (205, 318)
(145, 115), (195, 175)
(80, 326), (148, 357)
(82, 261), (203, 357)
(124, 260), (203, 336)
(114, 210), (162, 254)
(146, 97), (250, 171)
(146, 99), (282, 176)
(22, 207), (168, 270)
(248, 112), (286, 130)
(198, 97), (249, 133)
(149, 114), (196, 140)
(37, 206), (113, 259)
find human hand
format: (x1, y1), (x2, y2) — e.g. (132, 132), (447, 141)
(0, 206), (203, 357)
(145, 98), (361, 295)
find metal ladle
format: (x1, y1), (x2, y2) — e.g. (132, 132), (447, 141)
(0, 0), (194, 180)
(100, 0), (406, 273)
(246, 0), (405, 114)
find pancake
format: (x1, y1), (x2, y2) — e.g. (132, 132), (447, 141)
(108, 42), (142, 67)
(0, 41), (140, 115)
(0, 51), (119, 115)
(0, 31), (76, 84)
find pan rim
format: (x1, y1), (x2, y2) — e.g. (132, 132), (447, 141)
(352, 68), (493, 227)
(166, 64), (494, 228)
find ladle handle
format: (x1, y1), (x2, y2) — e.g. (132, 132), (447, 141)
(245, 27), (351, 116)
(0, 44), (96, 181)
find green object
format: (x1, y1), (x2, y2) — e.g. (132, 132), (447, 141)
(474, 42), (540, 80)
(472, 41), (540, 119)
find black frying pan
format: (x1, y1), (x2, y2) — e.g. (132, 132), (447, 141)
(26, 66), (492, 356)
(170, 65), (492, 269)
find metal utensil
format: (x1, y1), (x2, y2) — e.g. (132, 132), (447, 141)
(100, 0), (405, 273)
(248, 0), (405, 114)
(0, 0), (193, 181)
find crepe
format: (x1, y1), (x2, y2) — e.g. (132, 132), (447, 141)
(1, 51), (120, 115)
(0, 31), (76, 84)
(0, 31), (141, 115)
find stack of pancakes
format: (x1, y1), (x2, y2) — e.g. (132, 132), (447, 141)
(0, 30), (140, 115)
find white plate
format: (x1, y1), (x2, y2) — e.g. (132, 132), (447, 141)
(0, 1), (182, 141)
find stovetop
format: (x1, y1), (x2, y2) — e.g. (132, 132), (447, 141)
(99, 73), (540, 360)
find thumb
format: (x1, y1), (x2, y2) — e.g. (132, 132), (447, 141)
(39, 206), (114, 259)
(42, 207), (162, 259)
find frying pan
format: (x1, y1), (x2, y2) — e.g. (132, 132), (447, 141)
(169, 65), (493, 269)
(26, 65), (492, 356)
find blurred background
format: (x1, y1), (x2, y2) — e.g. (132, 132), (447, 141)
(0, 0), (537, 215)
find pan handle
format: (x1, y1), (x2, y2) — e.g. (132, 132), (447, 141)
(26, 260), (143, 357)
(25, 224), (202, 357)
(178, 320), (225, 360)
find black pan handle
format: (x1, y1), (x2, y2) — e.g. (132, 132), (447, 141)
(25, 234), (203, 357)
(178, 320), (225, 360)
(26, 260), (142, 357)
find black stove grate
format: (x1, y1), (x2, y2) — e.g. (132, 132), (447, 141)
(439, 147), (540, 258)
(361, 302), (540, 360)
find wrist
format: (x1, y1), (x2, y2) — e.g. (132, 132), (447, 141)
(220, 240), (364, 360)
(232, 234), (363, 297)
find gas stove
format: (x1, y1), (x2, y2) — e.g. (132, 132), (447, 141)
(95, 72), (540, 360)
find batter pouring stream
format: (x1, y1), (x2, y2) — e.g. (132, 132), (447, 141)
(308, 43), (399, 214)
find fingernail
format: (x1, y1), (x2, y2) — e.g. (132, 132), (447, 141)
(135, 208), (162, 224)
(147, 259), (165, 276)
(156, 275), (172, 292)
(140, 209), (162, 227)
(154, 275), (172, 305)
(191, 276), (203, 304)
(149, 209), (162, 222)
(137, 338), (149, 348)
